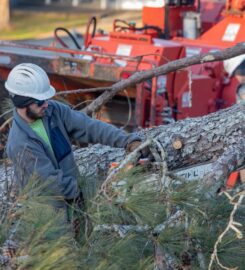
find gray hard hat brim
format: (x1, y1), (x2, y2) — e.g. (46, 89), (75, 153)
(33, 85), (56, 100)
(5, 83), (56, 100)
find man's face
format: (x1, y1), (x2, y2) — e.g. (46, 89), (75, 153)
(26, 101), (48, 121)
(239, 91), (245, 101)
(236, 75), (245, 84)
(237, 84), (245, 103)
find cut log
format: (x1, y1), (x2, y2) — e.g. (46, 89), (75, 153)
(1, 104), (244, 197)
(74, 104), (245, 195)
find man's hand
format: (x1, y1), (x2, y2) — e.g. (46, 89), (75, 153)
(126, 140), (151, 158)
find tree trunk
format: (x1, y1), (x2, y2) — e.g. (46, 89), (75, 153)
(0, 0), (10, 30)
(73, 104), (245, 196)
(1, 104), (244, 196)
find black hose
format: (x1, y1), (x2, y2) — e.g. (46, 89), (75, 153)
(91, 17), (97, 38)
(115, 24), (163, 37)
(135, 25), (163, 36)
(84, 16), (97, 48)
(54, 27), (82, 50)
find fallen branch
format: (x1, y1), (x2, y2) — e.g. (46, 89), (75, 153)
(69, 103), (245, 198)
(100, 139), (152, 195)
(93, 210), (184, 237)
(56, 86), (111, 96)
(203, 139), (245, 195)
(0, 116), (13, 133)
(208, 190), (245, 270)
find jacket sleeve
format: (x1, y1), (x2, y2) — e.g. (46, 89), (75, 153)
(54, 101), (141, 148)
(7, 144), (78, 201)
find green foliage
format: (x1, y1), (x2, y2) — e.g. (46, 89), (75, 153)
(0, 224), (7, 246)
(82, 232), (153, 270)
(1, 169), (244, 269)
(81, 169), (245, 269)
(16, 202), (78, 270)
(0, 177), (79, 270)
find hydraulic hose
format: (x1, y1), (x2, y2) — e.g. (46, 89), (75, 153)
(84, 17), (97, 49)
(54, 27), (82, 50)
(113, 19), (163, 37)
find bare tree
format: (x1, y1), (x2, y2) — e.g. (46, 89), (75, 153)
(0, 0), (10, 30)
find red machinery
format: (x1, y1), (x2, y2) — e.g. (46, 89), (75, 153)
(142, 0), (225, 38)
(0, 0), (244, 129)
(81, 0), (244, 125)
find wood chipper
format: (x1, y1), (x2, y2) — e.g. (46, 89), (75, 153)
(0, 0), (244, 130)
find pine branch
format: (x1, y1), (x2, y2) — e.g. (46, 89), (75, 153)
(208, 190), (245, 270)
(94, 210), (184, 237)
(203, 139), (245, 196)
(154, 241), (168, 270)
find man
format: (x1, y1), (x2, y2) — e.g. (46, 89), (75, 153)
(224, 55), (245, 103)
(237, 84), (245, 104)
(5, 63), (143, 208)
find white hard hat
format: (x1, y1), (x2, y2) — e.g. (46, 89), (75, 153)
(5, 63), (56, 100)
(224, 55), (245, 77)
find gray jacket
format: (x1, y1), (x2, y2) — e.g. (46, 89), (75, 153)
(7, 100), (140, 202)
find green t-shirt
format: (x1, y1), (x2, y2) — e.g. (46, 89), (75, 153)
(29, 119), (53, 152)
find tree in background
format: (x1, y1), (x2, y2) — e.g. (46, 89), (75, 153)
(0, 0), (10, 30)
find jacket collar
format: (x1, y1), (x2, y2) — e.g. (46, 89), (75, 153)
(13, 101), (54, 131)
(13, 103), (58, 167)
(14, 100), (53, 139)
(13, 109), (37, 140)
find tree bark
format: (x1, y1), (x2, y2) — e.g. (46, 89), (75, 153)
(73, 104), (245, 195)
(1, 104), (245, 196)
(0, 0), (10, 30)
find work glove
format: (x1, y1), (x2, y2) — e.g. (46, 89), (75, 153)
(125, 140), (151, 159)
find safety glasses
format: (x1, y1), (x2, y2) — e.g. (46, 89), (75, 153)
(33, 100), (46, 107)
